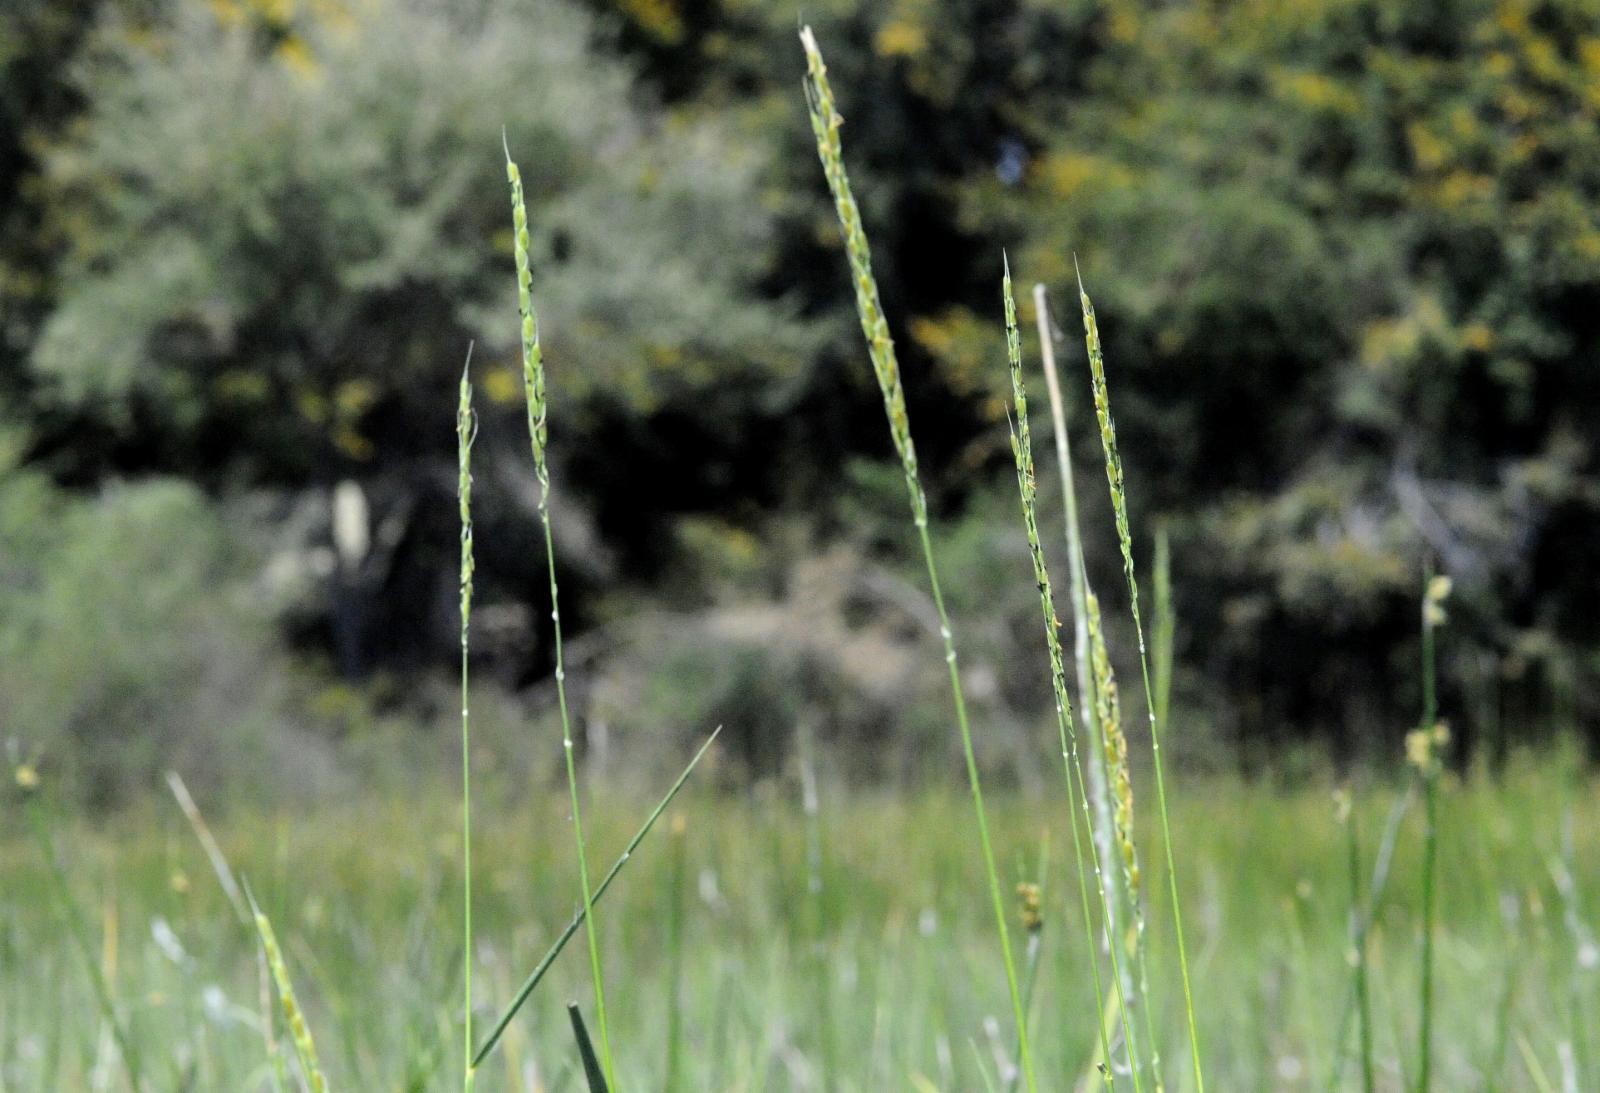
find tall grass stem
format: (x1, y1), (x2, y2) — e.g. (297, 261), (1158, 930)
(1076, 268), (1204, 1090)
(1414, 568), (1449, 1093)
(505, 141), (614, 1087)
(800, 28), (1035, 1090)
(456, 352), (478, 1092)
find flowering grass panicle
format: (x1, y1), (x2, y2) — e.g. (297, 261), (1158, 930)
(1031, 284), (1129, 1013)
(505, 146), (549, 494)
(1086, 593), (1137, 909)
(799, 28), (923, 526)
(1086, 588), (1165, 1087)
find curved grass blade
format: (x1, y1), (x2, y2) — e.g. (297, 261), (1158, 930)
(470, 726), (722, 1070)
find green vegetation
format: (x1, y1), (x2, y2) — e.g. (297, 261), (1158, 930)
(5, 763), (1599, 1089)
(3, 2), (1599, 1090)
(2, 0), (1596, 792)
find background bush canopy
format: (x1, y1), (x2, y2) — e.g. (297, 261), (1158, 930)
(2, 0), (1598, 800)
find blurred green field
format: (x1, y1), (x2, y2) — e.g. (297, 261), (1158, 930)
(6, 753), (1598, 1091)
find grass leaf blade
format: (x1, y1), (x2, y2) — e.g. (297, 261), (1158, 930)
(471, 726), (722, 1068)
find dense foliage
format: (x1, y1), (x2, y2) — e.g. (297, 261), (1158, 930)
(3, 0), (1597, 794)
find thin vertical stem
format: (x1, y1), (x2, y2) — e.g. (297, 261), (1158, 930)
(800, 28), (1035, 1090)
(456, 355), (477, 1093)
(505, 142), (614, 1087)
(1416, 565), (1447, 1093)
(1418, 775), (1438, 1093)
(1342, 790), (1375, 1093)
(1076, 269), (1204, 1090)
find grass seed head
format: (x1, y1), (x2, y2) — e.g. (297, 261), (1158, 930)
(1078, 282), (1140, 619)
(1016, 883), (1043, 934)
(1087, 592), (1140, 911)
(505, 146), (549, 495)
(1424, 574), (1452, 627)
(1407, 721), (1451, 776)
(801, 26), (924, 525)
(457, 366), (477, 633)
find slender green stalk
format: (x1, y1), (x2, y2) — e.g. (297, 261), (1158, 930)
(1418, 778), (1438, 1093)
(798, 717), (836, 1088)
(1411, 571), (1450, 1093)
(1152, 528), (1174, 737)
(24, 800), (144, 1093)
(800, 28), (1035, 1090)
(1076, 268), (1203, 1090)
(1005, 836), (1048, 1093)
(472, 727), (722, 1068)
(505, 140), (614, 1087)
(1338, 789), (1375, 1093)
(663, 814), (689, 1093)
(1002, 263), (1135, 1089)
(1327, 781), (1417, 1089)
(456, 354), (478, 1093)
(247, 887), (328, 1093)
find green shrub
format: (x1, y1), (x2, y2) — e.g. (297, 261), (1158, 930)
(0, 472), (307, 805)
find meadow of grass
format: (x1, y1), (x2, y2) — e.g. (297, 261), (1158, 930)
(7, 26), (1598, 1093)
(4, 758), (1598, 1091)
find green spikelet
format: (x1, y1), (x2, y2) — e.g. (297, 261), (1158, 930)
(1086, 593), (1138, 912)
(251, 897), (329, 1093)
(1078, 281), (1137, 617)
(505, 145), (549, 493)
(799, 28), (922, 525)
(1086, 590), (1163, 1088)
(458, 367), (476, 627)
